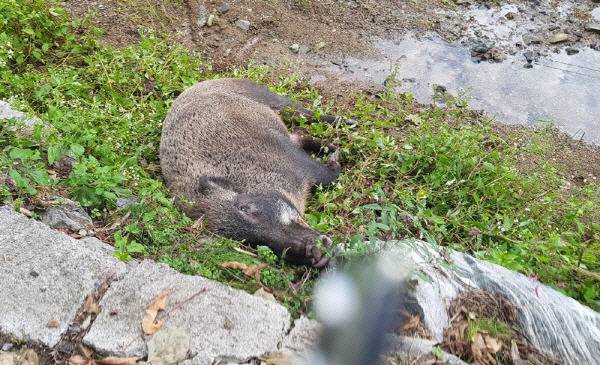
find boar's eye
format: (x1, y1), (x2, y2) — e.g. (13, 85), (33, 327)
(236, 201), (260, 223)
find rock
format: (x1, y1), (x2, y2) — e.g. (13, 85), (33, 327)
(197, 5), (207, 28)
(505, 12), (516, 20)
(471, 41), (491, 54)
(207, 14), (217, 27)
(218, 2), (229, 14)
(235, 19), (250, 32)
(298, 44), (310, 54)
(523, 51), (534, 63)
(585, 22), (600, 33)
(1, 343), (14, 352)
(40, 197), (93, 230)
(455, 0), (470, 5)
(549, 32), (568, 44)
(0, 348), (39, 365)
(0, 173), (17, 193)
(83, 260), (290, 362)
(280, 316), (322, 354)
(523, 63), (534, 69)
(565, 47), (579, 55)
(147, 327), (191, 365)
(314, 41), (326, 51)
(254, 287), (277, 303)
(116, 196), (140, 209)
(522, 33), (542, 45)
(0, 206), (128, 348)
(290, 43), (300, 53)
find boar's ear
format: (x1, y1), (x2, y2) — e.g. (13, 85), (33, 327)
(197, 176), (238, 200)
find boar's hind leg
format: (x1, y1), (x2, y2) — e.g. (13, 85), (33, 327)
(290, 130), (337, 156)
(280, 106), (357, 126)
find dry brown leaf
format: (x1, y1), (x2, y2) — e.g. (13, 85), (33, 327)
(244, 263), (268, 277)
(484, 334), (503, 354)
(510, 340), (521, 361)
(96, 356), (142, 365)
(471, 333), (486, 360)
(47, 319), (59, 327)
(88, 303), (101, 316)
(68, 355), (91, 365)
(78, 344), (93, 359)
(260, 350), (294, 365)
(220, 261), (249, 270)
(142, 288), (167, 335)
(402, 313), (421, 330)
(221, 261), (268, 277)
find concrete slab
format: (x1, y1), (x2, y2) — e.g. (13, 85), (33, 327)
(84, 260), (290, 363)
(0, 206), (128, 347)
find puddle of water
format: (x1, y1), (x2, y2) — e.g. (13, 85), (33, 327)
(329, 33), (600, 145)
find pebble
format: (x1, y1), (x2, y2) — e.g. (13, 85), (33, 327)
(585, 22), (600, 33)
(30, 270), (39, 277)
(207, 14), (217, 27)
(298, 44), (310, 54)
(523, 63), (533, 69)
(549, 33), (568, 44)
(523, 51), (534, 63)
(290, 43), (300, 53)
(235, 19), (250, 32)
(218, 2), (229, 14)
(315, 41), (326, 51)
(197, 5), (207, 28)
(1, 343), (14, 351)
(565, 47), (579, 55)
(505, 12), (516, 20)
(522, 33), (542, 45)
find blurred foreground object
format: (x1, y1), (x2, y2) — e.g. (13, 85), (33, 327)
(307, 248), (413, 365)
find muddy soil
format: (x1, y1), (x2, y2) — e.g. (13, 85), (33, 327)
(63, 0), (600, 182)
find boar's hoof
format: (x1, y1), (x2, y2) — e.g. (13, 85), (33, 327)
(311, 235), (334, 269)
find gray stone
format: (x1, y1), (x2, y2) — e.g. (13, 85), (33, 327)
(585, 22), (600, 33)
(505, 12), (516, 20)
(549, 32), (568, 44)
(0, 206), (128, 348)
(197, 5), (207, 28)
(289, 43), (299, 53)
(565, 47), (579, 55)
(235, 19), (250, 32)
(280, 316), (322, 354)
(147, 327), (191, 365)
(218, 2), (229, 14)
(522, 33), (542, 45)
(314, 41), (326, 51)
(1, 343), (14, 352)
(116, 196), (141, 209)
(396, 239), (600, 365)
(298, 45), (310, 54)
(40, 197), (93, 230)
(84, 260), (290, 362)
(0, 100), (45, 131)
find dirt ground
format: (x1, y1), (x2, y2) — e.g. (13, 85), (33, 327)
(63, 0), (600, 184)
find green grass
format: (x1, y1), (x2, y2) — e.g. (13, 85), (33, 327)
(0, 0), (598, 315)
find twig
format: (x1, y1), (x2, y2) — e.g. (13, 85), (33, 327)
(233, 246), (258, 257)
